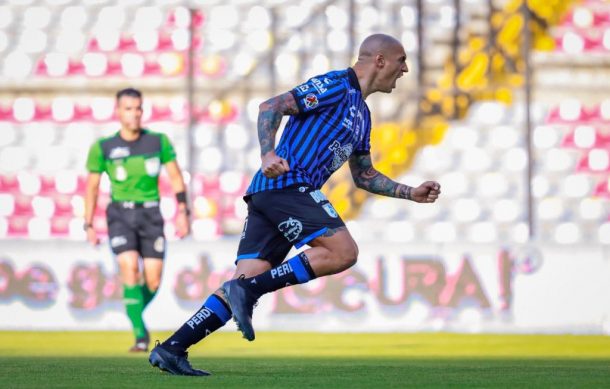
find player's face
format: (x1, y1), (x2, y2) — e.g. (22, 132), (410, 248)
(116, 96), (143, 131)
(379, 45), (408, 93)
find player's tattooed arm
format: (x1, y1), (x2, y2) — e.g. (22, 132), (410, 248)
(257, 92), (300, 155)
(349, 153), (412, 200)
(323, 226), (347, 237)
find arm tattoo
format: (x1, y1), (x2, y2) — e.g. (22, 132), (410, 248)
(257, 92), (299, 155)
(323, 226), (347, 237)
(349, 154), (413, 199)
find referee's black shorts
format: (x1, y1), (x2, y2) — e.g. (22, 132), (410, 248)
(236, 185), (345, 267)
(106, 201), (165, 259)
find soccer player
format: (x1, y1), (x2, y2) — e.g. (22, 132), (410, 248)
(149, 34), (441, 375)
(84, 88), (191, 352)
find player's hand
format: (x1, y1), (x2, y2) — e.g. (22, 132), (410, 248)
(261, 151), (290, 178)
(411, 181), (441, 203)
(86, 227), (100, 246)
(175, 210), (191, 238)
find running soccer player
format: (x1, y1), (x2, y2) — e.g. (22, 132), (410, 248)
(149, 33), (441, 375)
(84, 88), (191, 352)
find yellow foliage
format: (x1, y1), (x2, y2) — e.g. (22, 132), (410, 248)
(457, 52), (489, 90)
(495, 88), (513, 104)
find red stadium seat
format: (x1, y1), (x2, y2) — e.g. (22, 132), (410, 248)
(13, 194), (33, 216)
(0, 174), (19, 193)
(7, 215), (29, 236)
(50, 216), (70, 235)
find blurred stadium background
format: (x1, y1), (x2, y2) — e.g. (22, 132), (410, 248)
(0, 0), (609, 336)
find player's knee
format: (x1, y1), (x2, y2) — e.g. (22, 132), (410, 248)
(337, 242), (359, 269)
(147, 281), (160, 292)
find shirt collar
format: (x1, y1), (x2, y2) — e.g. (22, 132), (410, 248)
(347, 67), (361, 92)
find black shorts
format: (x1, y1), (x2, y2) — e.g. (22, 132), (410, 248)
(106, 201), (165, 259)
(236, 185), (346, 267)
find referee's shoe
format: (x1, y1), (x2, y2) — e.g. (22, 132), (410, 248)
(220, 277), (259, 341)
(149, 341), (210, 376)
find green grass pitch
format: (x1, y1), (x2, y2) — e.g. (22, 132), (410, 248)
(0, 331), (608, 388)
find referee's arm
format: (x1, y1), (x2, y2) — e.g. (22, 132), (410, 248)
(84, 172), (101, 245)
(165, 160), (191, 238)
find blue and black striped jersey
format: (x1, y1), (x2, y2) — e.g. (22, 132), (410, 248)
(247, 68), (371, 195)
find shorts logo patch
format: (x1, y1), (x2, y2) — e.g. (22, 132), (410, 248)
(309, 189), (327, 203)
(298, 186), (308, 193)
(278, 217), (303, 242)
(304, 93), (319, 109)
(154, 236), (165, 253)
(110, 236), (127, 247)
(322, 203), (338, 218)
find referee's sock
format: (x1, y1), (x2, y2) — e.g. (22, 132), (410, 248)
(123, 284), (147, 340)
(162, 294), (231, 354)
(244, 252), (317, 296)
(141, 284), (157, 309)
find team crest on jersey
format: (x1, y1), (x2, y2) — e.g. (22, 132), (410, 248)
(328, 140), (353, 171)
(278, 217), (303, 242)
(145, 157), (160, 177)
(109, 147), (130, 159)
(304, 93), (319, 109)
(322, 203), (338, 218)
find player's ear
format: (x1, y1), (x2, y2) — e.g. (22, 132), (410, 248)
(375, 54), (385, 68)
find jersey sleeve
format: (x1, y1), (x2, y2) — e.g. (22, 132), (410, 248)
(159, 133), (177, 163)
(354, 114), (372, 155)
(85, 141), (105, 173)
(290, 74), (347, 114)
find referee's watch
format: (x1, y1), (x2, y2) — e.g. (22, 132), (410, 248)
(83, 222), (93, 231)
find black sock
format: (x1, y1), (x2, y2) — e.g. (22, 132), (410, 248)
(245, 253), (317, 296)
(162, 294), (231, 353)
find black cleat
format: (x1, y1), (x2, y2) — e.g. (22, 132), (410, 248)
(149, 342), (210, 376)
(220, 278), (259, 341)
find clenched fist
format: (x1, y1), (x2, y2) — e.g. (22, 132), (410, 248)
(261, 151), (290, 178)
(411, 181), (441, 203)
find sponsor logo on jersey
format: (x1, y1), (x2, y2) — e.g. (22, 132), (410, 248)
(328, 140), (353, 171)
(115, 165), (127, 181)
(342, 117), (353, 129)
(304, 93), (319, 109)
(297, 84), (309, 93)
(311, 78), (328, 94)
(109, 147), (130, 159)
(278, 217), (303, 242)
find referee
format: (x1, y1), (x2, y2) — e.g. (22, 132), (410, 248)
(84, 88), (190, 352)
